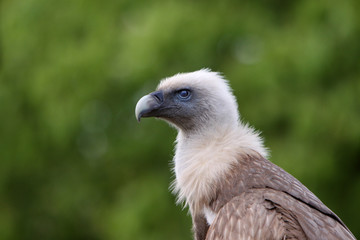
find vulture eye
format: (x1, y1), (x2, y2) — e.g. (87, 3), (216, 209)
(177, 89), (191, 100)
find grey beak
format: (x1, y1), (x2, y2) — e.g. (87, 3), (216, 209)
(135, 91), (164, 122)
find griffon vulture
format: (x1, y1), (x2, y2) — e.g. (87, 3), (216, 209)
(135, 69), (355, 240)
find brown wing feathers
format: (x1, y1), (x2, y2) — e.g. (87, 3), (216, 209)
(206, 190), (307, 240)
(201, 153), (356, 240)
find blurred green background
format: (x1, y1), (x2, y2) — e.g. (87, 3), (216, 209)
(1, 0), (359, 239)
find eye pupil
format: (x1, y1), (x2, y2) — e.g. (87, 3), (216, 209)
(178, 90), (190, 99)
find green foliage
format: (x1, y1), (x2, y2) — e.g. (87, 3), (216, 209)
(1, 0), (359, 239)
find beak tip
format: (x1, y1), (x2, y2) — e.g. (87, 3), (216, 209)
(135, 94), (154, 123)
(135, 111), (142, 122)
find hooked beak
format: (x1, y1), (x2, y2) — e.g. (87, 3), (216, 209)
(135, 91), (164, 122)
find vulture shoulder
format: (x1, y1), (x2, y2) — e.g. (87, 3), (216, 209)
(199, 154), (356, 240)
(206, 188), (354, 240)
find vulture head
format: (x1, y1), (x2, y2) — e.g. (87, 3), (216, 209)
(135, 69), (268, 209)
(135, 69), (239, 134)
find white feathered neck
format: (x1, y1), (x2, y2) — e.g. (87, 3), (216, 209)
(157, 69), (268, 213)
(172, 121), (268, 213)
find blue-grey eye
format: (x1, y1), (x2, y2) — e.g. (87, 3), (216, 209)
(178, 89), (191, 99)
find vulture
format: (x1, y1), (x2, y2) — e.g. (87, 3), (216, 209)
(135, 69), (355, 240)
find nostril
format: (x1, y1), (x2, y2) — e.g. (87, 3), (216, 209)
(151, 91), (164, 103)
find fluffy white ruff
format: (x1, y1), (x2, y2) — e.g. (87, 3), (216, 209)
(172, 122), (268, 213)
